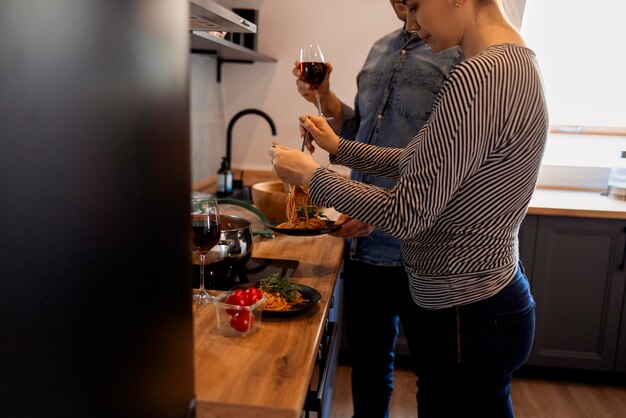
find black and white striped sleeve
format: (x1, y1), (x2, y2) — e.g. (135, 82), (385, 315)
(330, 138), (405, 179)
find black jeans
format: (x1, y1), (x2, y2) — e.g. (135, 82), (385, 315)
(412, 262), (536, 417)
(342, 260), (420, 418)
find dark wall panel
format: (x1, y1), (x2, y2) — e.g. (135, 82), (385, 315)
(0, 1), (194, 416)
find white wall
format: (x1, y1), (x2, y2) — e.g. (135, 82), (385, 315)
(521, 1), (626, 128)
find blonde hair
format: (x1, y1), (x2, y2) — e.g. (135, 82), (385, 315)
(476, 0), (523, 30)
(500, 0), (524, 29)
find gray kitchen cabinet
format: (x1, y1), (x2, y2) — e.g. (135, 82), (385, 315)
(521, 215), (626, 371)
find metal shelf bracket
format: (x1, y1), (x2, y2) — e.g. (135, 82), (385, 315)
(190, 49), (253, 82)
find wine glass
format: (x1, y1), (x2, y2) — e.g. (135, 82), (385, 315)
(299, 44), (328, 117)
(191, 196), (221, 305)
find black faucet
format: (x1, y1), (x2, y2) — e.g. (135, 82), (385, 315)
(226, 108), (277, 172)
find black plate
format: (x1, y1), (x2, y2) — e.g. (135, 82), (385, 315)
(232, 282), (321, 317)
(265, 220), (340, 236)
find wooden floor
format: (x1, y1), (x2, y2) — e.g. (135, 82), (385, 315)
(329, 364), (626, 418)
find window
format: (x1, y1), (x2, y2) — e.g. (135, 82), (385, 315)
(520, 1), (626, 129)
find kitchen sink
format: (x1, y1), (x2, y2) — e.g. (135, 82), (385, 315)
(228, 186), (252, 203)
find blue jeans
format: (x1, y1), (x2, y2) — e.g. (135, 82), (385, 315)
(412, 263), (536, 417)
(342, 260), (420, 418)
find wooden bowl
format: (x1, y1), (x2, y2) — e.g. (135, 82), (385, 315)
(251, 181), (289, 222)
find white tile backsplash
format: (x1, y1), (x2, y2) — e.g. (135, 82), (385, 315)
(190, 53), (225, 184)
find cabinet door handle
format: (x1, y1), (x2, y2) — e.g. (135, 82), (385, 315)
(619, 226), (626, 271)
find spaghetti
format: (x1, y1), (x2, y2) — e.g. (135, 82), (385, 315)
(277, 185), (327, 229)
(261, 289), (308, 311)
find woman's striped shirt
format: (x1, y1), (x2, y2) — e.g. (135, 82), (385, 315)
(309, 44), (549, 309)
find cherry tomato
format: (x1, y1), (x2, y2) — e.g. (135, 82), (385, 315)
(230, 310), (253, 332)
(224, 292), (248, 314)
(225, 292), (248, 306)
(245, 287), (263, 304)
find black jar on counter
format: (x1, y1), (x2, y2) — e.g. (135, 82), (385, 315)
(216, 157), (233, 197)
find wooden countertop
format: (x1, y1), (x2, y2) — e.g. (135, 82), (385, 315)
(193, 233), (345, 418)
(193, 170), (626, 221)
(528, 188), (626, 220)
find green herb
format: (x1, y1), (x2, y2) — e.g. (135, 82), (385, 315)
(296, 206), (329, 220)
(258, 273), (300, 303)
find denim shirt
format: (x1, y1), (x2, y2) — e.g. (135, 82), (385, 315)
(340, 28), (462, 266)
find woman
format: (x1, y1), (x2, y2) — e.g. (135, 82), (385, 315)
(270, 0), (548, 416)
(292, 2), (462, 417)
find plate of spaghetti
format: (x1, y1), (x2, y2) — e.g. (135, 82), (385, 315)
(260, 284), (321, 317)
(265, 185), (341, 236)
(266, 219), (340, 236)
(232, 273), (322, 317)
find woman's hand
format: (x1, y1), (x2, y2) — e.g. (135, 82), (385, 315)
(331, 214), (375, 238)
(299, 114), (340, 155)
(268, 144), (321, 187)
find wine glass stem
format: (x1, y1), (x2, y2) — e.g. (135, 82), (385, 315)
(315, 90), (323, 116)
(199, 253), (206, 292)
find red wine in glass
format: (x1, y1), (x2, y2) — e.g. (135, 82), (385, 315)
(299, 44), (327, 116)
(300, 62), (327, 90)
(191, 218), (220, 254)
(191, 197), (220, 305)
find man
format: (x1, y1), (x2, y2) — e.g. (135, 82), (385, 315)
(293, 1), (461, 417)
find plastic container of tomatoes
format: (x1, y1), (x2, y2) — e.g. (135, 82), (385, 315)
(214, 288), (265, 337)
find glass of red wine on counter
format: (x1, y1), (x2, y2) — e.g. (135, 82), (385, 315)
(299, 43), (329, 118)
(191, 196), (220, 305)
